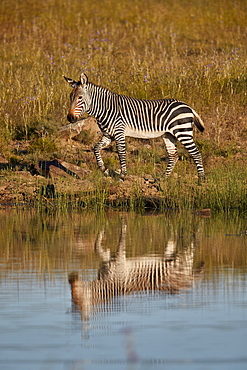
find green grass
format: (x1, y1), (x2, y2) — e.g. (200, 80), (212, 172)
(159, 165), (247, 213)
(30, 161), (246, 214)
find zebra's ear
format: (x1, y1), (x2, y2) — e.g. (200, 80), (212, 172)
(80, 72), (88, 86)
(63, 76), (77, 88)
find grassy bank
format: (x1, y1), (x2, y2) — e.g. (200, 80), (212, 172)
(0, 155), (246, 213)
(0, 0), (246, 212)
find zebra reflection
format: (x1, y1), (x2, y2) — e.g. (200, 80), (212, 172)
(69, 221), (203, 320)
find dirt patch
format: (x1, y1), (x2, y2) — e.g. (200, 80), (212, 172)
(0, 163), (162, 208)
(0, 119), (163, 207)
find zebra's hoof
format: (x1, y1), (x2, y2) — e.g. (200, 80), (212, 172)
(119, 174), (125, 181)
(198, 174), (206, 185)
(103, 169), (110, 177)
(112, 170), (124, 180)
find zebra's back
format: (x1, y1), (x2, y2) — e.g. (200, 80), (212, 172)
(118, 95), (194, 138)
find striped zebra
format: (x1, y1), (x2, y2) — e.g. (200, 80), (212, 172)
(64, 73), (205, 180)
(69, 221), (203, 320)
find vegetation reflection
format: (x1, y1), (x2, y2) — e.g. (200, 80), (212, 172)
(0, 210), (246, 285)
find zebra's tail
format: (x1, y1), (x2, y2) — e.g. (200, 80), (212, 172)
(192, 109), (205, 132)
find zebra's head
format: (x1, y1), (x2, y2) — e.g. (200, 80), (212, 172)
(64, 73), (91, 123)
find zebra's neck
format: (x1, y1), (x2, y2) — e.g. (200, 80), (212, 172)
(87, 82), (118, 121)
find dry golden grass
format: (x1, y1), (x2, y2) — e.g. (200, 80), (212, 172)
(1, 0), (246, 139)
(0, 0), (246, 211)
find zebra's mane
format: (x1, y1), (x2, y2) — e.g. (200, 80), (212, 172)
(88, 81), (118, 97)
(88, 80), (178, 105)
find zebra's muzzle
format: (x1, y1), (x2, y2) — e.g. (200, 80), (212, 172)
(67, 113), (78, 123)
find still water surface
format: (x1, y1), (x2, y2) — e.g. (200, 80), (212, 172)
(0, 209), (246, 369)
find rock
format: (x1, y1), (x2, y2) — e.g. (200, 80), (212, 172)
(48, 165), (72, 179)
(59, 117), (99, 139)
(36, 159), (91, 179)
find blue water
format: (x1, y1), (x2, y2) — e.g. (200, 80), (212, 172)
(0, 211), (247, 370)
(1, 270), (247, 370)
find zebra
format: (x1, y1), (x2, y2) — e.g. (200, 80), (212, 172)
(64, 73), (205, 181)
(69, 220), (203, 321)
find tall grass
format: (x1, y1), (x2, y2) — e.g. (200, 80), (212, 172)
(158, 164), (247, 213)
(1, 0), (246, 144)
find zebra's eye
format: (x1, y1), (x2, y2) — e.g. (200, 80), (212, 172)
(77, 96), (83, 101)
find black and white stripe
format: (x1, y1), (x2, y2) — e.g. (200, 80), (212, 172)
(64, 73), (205, 180)
(69, 221), (202, 320)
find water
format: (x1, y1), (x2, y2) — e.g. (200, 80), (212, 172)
(0, 209), (246, 370)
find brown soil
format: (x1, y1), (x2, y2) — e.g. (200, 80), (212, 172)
(0, 135), (163, 208)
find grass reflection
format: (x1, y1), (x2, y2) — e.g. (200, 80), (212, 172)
(0, 210), (246, 282)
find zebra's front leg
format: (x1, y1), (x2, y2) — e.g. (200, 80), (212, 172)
(115, 136), (127, 180)
(95, 230), (111, 263)
(163, 133), (179, 177)
(93, 135), (112, 175)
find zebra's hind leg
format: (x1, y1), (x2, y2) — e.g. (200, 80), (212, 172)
(179, 136), (205, 183)
(115, 136), (127, 180)
(163, 133), (179, 177)
(93, 135), (112, 175)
